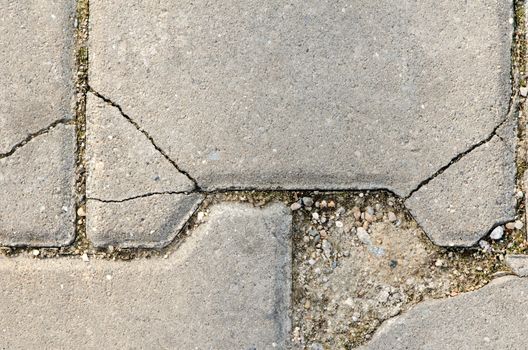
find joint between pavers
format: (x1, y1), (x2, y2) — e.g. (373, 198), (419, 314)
(87, 87), (202, 191)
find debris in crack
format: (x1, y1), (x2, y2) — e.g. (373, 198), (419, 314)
(87, 87), (200, 191)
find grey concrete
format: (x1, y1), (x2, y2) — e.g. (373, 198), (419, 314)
(86, 193), (203, 248)
(0, 124), (75, 246)
(360, 276), (528, 350)
(405, 134), (516, 247)
(506, 255), (528, 277)
(86, 93), (194, 201)
(89, 0), (512, 197)
(0, 202), (291, 349)
(0, 0), (75, 154)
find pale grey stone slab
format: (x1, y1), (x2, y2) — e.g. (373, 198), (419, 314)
(86, 93), (194, 202)
(0, 0), (75, 154)
(0, 202), (291, 349)
(405, 135), (516, 247)
(0, 124), (76, 246)
(86, 193), (203, 248)
(360, 277), (528, 350)
(89, 0), (512, 196)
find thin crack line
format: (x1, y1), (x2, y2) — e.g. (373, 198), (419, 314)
(404, 114), (513, 200)
(0, 118), (73, 159)
(87, 190), (196, 203)
(87, 86), (201, 191)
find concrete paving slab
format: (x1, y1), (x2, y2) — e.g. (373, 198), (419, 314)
(0, 202), (291, 349)
(405, 134), (516, 247)
(89, 0), (512, 197)
(86, 193), (203, 248)
(0, 124), (76, 246)
(0, 0), (75, 154)
(86, 93), (194, 202)
(360, 276), (528, 350)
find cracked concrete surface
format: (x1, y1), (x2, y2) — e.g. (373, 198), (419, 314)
(89, 0), (512, 195)
(1, 0), (528, 348)
(86, 92), (195, 202)
(0, 124), (76, 246)
(86, 193), (203, 248)
(0, 0), (76, 154)
(87, 0), (516, 246)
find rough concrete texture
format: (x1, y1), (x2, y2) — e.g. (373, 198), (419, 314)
(0, 124), (75, 246)
(506, 255), (528, 277)
(89, 0), (512, 196)
(360, 277), (528, 350)
(0, 0), (75, 154)
(86, 93), (195, 201)
(405, 134), (516, 247)
(86, 193), (203, 248)
(0, 202), (291, 349)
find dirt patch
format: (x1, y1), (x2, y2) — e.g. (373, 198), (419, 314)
(290, 192), (518, 349)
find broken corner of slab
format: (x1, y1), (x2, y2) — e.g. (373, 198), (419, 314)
(86, 193), (204, 248)
(0, 124), (76, 246)
(404, 129), (516, 247)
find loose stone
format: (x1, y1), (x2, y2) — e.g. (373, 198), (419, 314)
(388, 212), (397, 222)
(302, 197), (314, 207)
(356, 227), (371, 245)
(490, 226), (504, 240)
(290, 202), (302, 211)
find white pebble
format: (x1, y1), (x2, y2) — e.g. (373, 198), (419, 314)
(489, 226), (504, 240)
(356, 227), (371, 245)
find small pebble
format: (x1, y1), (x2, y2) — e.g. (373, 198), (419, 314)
(356, 227), (371, 245)
(515, 221), (524, 230)
(335, 220), (343, 228)
(290, 202), (302, 211)
(302, 197), (314, 207)
(81, 253), (89, 262)
(490, 226), (504, 240)
(77, 206), (86, 217)
(32, 249), (40, 257)
(388, 211), (397, 222)
(506, 222), (515, 230)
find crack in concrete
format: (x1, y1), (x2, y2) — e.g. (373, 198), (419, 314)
(405, 0), (523, 202)
(87, 87), (201, 191)
(0, 118), (73, 160)
(404, 114), (513, 200)
(87, 190), (195, 203)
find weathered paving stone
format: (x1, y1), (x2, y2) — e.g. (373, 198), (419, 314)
(0, 0), (75, 154)
(360, 277), (528, 350)
(405, 126), (516, 247)
(86, 193), (203, 248)
(90, 0), (512, 197)
(86, 93), (195, 202)
(0, 202), (291, 349)
(0, 124), (76, 246)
